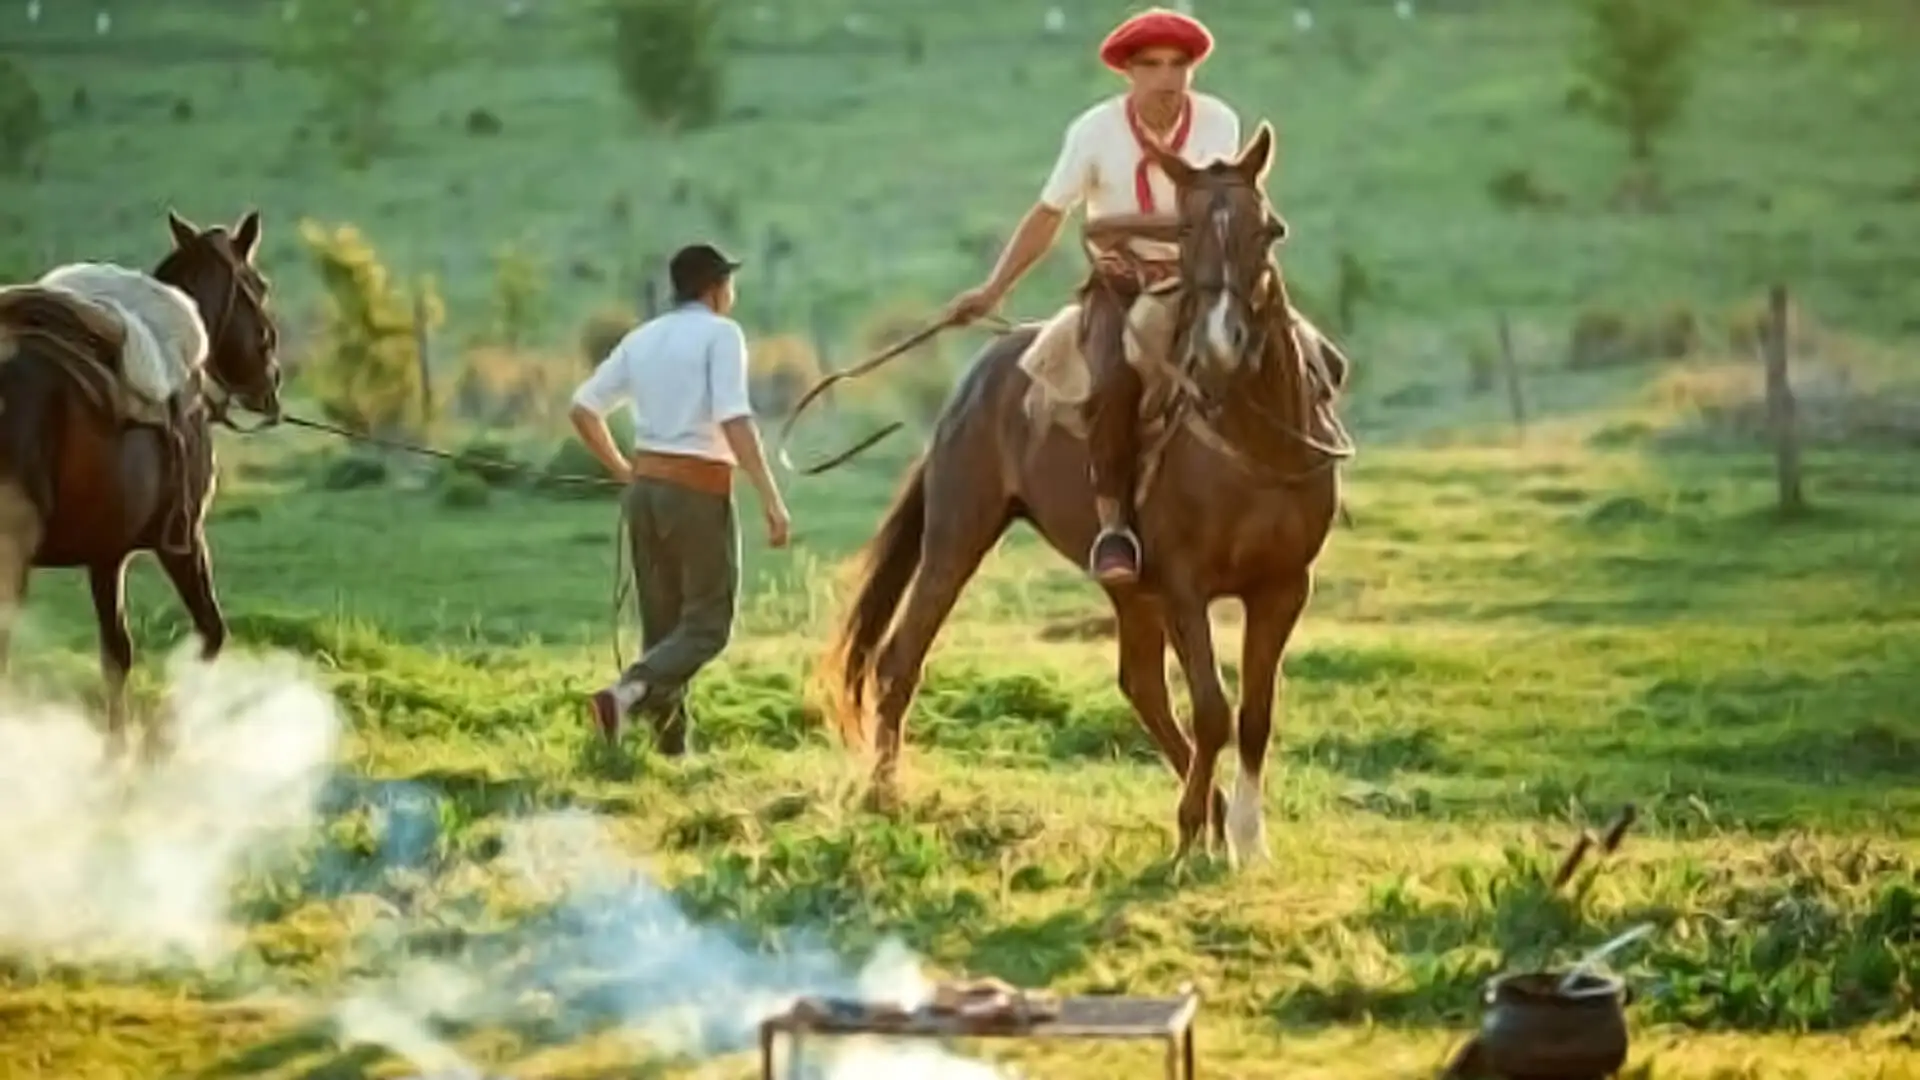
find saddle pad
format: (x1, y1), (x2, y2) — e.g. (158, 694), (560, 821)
(36, 262), (207, 416)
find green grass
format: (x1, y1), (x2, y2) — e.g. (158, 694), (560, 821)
(0, 417), (1914, 1078)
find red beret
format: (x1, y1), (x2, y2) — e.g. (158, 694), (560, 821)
(1099, 8), (1215, 72)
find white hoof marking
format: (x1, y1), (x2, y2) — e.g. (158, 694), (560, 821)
(1226, 770), (1269, 866)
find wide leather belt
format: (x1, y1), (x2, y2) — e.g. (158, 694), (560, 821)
(630, 449), (732, 496)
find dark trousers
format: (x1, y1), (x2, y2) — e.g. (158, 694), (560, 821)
(1080, 269), (1148, 520)
(621, 476), (740, 752)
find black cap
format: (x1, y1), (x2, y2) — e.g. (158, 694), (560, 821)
(668, 243), (742, 301)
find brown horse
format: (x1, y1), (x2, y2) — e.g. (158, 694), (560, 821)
(821, 123), (1352, 865)
(0, 208), (283, 759)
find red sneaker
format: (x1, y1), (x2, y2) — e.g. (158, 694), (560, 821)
(587, 688), (623, 744)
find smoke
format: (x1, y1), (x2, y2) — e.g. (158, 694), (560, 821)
(0, 643), (340, 968)
(332, 810), (1013, 1078)
(0, 644), (1010, 1078)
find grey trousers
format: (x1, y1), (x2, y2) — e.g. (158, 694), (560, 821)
(620, 476), (740, 750)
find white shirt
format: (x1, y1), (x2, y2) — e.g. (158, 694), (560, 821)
(1039, 92), (1242, 260)
(571, 302), (754, 465)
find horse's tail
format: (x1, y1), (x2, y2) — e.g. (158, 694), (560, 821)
(817, 455), (928, 752)
(0, 321), (61, 637)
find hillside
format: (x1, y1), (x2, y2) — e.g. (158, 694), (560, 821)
(3, 0), (1918, 357)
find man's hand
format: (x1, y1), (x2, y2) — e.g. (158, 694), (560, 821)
(943, 282), (1004, 327)
(763, 498), (792, 549)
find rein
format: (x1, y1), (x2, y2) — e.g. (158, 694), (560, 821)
(775, 311), (1017, 475)
(224, 409), (637, 671)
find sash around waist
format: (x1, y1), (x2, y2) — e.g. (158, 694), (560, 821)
(630, 449), (733, 496)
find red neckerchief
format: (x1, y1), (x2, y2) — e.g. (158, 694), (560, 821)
(1124, 94), (1194, 214)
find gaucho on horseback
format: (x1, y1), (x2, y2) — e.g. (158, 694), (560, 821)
(942, 6), (1239, 587)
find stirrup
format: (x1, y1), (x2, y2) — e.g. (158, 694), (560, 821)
(1087, 526), (1142, 583)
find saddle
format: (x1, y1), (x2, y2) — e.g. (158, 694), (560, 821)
(0, 282), (206, 553)
(0, 285), (134, 419)
(1015, 280), (1185, 437)
(1016, 281), (1349, 434)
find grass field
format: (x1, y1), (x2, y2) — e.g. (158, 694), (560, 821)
(1, 1), (1918, 1078)
(0, 412), (1914, 1079)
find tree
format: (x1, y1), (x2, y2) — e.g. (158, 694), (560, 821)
(297, 220), (442, 434)
(606, 0), (725, 130)
(1569, 0), (1697, 180)
(276, 0), (449, 167)
(0, 57), (48, 177)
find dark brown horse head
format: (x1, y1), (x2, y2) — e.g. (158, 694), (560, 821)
(155, 208), (283, 419)
(1142, 122), (1290, 377)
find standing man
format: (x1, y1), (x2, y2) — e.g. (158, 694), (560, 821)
(942, 7), (1239, 587)
(570, 242), (792, 754)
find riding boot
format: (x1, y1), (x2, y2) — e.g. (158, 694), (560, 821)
(159, 394), (195, 556)
(1080, 272), (1147, 586)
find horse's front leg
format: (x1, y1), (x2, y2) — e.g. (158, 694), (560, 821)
(1162, 591), (1232, 860)
(151, 539), (225, 762)
(156, 540), (226, 662)
(88, 558), (134, 762)
(1227, 574), (1312, 869)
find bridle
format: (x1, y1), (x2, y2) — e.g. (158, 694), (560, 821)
(1159, 177), (1354, 486)
(1174, 178), (1280, 376)
(168, 244), (283, 435)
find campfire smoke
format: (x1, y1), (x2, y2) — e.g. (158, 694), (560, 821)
(0, 644), (1008, 1078)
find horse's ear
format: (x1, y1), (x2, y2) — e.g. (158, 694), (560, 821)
(1235, 122), (1276, 187)
(1144, 134), (1198, 193)
(233, 209), (262, 261)
(166, 208), (199, 249)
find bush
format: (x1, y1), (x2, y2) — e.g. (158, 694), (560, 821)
(316, 451), (391, 491)
(1567, 305), (1697, 370)
(579, 306), (638, 369)
(0, 57), (48, 177)
(484, 243), (546, 349)
(606, 0), (725, 130)
(747, 333), (823, 415)
(451, 346), (571, 429)
(448, 435), (522, 488)
(297, 220), (441, 435)
(437, 470), (492, 509)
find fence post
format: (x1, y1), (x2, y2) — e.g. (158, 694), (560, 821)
(1762, 284), (1805, 514)
(1497, 313), (1526, 440)
(412, 287), (433, 424)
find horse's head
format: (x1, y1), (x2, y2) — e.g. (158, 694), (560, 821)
(1141, 122), (1289, 376)
(155, 208), (282, 420)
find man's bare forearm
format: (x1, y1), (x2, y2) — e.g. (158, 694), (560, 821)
(720, 416), (784, 508)
(983, 203), (1066, 295)
(569, 404), (629, 478)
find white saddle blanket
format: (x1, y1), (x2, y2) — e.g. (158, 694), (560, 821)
(1016, 289), (1182, 437)
(25, 262), (207, 423)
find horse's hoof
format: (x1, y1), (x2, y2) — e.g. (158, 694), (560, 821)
(861, 781), (903, 817)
